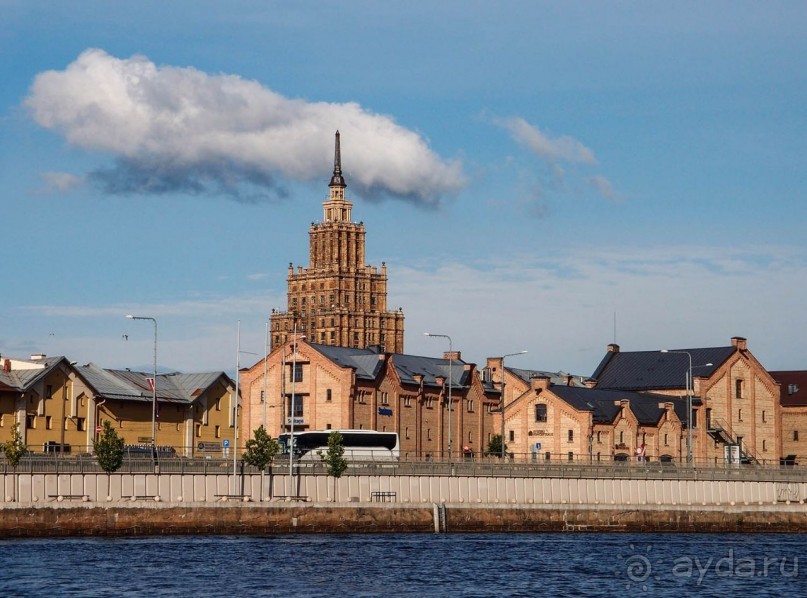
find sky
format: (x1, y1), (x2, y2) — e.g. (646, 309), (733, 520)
(1, 1), (805, 379)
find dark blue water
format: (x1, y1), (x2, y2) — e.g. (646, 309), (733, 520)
(0, 533), (804, 596)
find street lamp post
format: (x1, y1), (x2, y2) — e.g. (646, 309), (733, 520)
(288, 317), (301, 496)
(263, 321), (269, 430)
(125, 314), (157, 467)
(499, 351), (528, 459)
(425, 333), (453, 461)
(661, 350), (712, 465)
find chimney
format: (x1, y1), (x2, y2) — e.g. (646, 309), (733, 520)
(607, 343), (620, 353)
(731, 336), (747, 351)
(3, 359), (10, 373)
(530, 375), (551, 391)
(564, 374), (574, 386)
(444, 351), (461, 361)
(30, 354), (46, 360)
(583, 378), (597, 389)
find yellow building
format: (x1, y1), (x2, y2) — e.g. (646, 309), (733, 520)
(0, 354), (235, 456)
(75, 364), (236, 457)
(0, 354), (86, 452)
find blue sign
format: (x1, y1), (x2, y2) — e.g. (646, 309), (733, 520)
(378, 407), (393, 416)
(223, 439), (230, 448)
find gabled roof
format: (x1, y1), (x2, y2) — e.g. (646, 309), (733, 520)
(509, 367), (587, 387)
(75, 364), (231, 404)
(0, 355), (69, 392)
(390, 353), (470, 389)
(550, 385), (688, 426)
(770, 371), (807, 407)
(309, 343), (385, 380)
(591, 346), (734, 391)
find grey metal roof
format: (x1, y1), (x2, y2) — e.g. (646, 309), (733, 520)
(75, 363), (145, 401)
(75, 364), (231, 404)
(309, 343), (385, 380)
(390, 353), (469, 389)
(0, 356), (68, 392)
(591, 347), (735, 391)
(550, 385), (688, 426)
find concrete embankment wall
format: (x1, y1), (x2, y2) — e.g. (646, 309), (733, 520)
(3, 472), (806, 506)
(0, 503), (806, 537)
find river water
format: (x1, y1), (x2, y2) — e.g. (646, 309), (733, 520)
(0, 533), (804, 596)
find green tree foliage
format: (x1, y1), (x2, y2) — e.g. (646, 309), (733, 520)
(242, 425), (280, 470)
(3, 422), (27, 469)
(318, 431), (348, 501)
(94, 420), (125, 473)
(319, 431), (348, 478)
(486, 434), (507, 457)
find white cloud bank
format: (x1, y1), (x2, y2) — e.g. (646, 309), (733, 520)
(8, 245), (804, 375)
(26, 49), (466, 206)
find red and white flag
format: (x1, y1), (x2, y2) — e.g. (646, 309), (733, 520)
(147, 377), (155, 391)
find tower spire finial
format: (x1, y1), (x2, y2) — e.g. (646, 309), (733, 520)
(329, 130), (346, 188)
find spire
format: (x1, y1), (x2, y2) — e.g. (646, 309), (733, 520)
(329, 130), (346, 188)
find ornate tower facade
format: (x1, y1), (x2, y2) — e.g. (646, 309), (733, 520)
(269, 132), (405, 353)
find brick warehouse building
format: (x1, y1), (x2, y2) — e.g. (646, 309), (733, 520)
(240, 337), (499, 459)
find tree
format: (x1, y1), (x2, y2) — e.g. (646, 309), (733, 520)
(318, 431), (348, 502)
(3, 422), (27, 501)
(242, 426), (279, 501)
(486, 434), (507, 458)
(94, 420), (125, 474)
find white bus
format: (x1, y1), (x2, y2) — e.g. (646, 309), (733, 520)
(279, 430), (399, 461)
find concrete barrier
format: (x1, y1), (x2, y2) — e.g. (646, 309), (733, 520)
(2, 472), (807, 507)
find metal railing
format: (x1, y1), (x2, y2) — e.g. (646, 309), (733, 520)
(3, 453), (805, 483)
(708, 417), (760, 464)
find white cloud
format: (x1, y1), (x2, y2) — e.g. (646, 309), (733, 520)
(493, 115), (621, 207)
(26, 49), (466, 206)
(495, 116), (597, 165)
(39, 171), (82, 193)
(585, 175), (621, 203)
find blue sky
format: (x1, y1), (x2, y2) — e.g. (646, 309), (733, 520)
(1, 1), (805, 377)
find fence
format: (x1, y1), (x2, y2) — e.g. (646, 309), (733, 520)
(2, 470), (806, 506)
(2, 454), (806, 483)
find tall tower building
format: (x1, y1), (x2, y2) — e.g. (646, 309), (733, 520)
(269, 132), (405, 353)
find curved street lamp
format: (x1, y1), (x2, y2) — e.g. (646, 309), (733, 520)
(661, 350), (712, 465)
